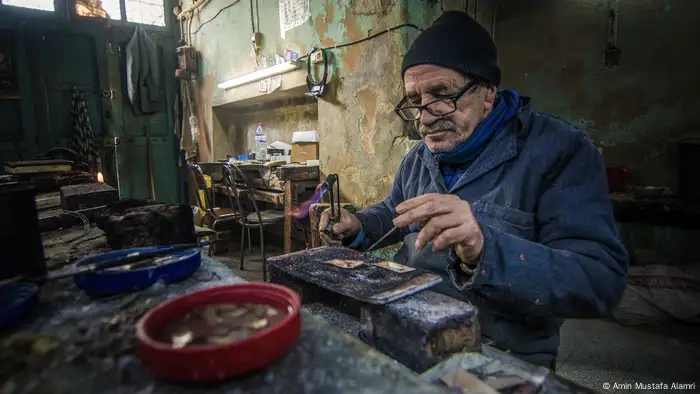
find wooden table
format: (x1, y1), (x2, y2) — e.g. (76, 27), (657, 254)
(212, 163), (320, 253)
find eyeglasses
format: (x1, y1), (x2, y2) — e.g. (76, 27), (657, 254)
(394, 79), (482, 122)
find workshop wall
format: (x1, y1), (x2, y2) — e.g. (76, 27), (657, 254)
(190, 0), (443, 207)
(495, 0), (700, 265)
(194, 0), (699, 206)
(496, 0), (700, 191)
(212, 100), (318, 159)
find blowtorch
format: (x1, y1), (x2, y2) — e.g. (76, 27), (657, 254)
(322, 173), (341, 236)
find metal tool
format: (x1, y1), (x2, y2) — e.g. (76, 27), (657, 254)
(323, 173), (341, 235)
(145, 126), (156, 200)
(366, 226), (399, 252)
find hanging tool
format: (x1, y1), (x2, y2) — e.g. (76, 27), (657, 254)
(306, 48), (329, 97)
(322, 173), (341, 235)
(145, 126), (156, 200)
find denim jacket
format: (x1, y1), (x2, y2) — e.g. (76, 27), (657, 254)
(352, 98), (629, 367)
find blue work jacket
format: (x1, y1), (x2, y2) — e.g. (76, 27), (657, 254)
(353, 97), (629, 368)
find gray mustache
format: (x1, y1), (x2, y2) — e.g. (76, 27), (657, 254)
(419, 120), (456, 136)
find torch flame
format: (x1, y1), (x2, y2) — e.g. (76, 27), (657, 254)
(286, 182), (328, 219)
(97, 172), (104, 183)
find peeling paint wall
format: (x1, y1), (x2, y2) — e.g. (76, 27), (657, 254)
(190, 0), (441, 207)
(496, 0), (700, 189)
(191, 0), (698, 206)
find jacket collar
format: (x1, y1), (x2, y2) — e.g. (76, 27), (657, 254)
(418, 97), (533, 193)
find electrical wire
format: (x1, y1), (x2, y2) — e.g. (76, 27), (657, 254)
(192, 5), (422, 59)
(249, 0), (256, 34)
(298, 23), (423, 61)
(255, 0), (259, 33)
(42, 211), (91, 248)
(191, 0), (241, 35)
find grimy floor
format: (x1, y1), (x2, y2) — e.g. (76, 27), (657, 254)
(215, 247), (700, 394)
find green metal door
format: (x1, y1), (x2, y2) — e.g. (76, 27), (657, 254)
(113, 35), (181, 203)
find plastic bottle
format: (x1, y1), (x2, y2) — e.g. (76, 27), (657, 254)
(254, 123), (267, 161)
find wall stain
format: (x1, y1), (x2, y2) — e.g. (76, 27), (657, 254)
(357, 86), (378, 154)
(592, 86), (651, 127)
(197, 75), (217, 159)
(340, 14), (364, 73)
(315, 1), (336, 47)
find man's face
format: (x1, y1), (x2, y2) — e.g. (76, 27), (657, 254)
(403, 65), (497, 153)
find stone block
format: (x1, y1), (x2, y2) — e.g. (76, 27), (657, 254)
(60, 183), (119, 211)
(96, 203), (196, 249)
(360, 290), (480, 373)
(267, 247), (480, 372)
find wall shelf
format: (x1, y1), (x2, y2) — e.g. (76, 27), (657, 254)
(212, 69), (310, 111)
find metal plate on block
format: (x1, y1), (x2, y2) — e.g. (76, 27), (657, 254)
(375, 261), (416, 273)
(325, 259), (364, 269)
(367, 273), (442, 304)
(266, 247), (442, 305)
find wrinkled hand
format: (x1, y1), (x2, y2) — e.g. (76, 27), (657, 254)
(318, 208), (362, 246)
(393, 193), (483, 264)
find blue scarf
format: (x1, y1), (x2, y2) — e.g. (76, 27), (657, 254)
(438, 88), (521, 188)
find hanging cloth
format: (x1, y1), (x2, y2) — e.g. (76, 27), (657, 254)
(70, 85), (98, 172)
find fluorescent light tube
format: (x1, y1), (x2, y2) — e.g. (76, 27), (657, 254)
(217, 61), (299, 90)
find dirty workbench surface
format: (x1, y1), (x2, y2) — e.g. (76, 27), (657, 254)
(1, 256), (449, 394)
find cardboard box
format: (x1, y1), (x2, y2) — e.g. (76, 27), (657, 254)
(292, 142), (319, 163)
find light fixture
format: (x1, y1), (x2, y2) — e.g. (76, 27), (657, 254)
(217, 61), (299, 90)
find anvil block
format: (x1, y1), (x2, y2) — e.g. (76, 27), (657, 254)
(267, 247), (481, 373)
(361, 290), (481, 372)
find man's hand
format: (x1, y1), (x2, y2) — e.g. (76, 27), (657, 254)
(393, 193), (484, 264)
(318, 208), (362, 246)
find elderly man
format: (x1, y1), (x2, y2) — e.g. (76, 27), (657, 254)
(318, 11), (628, 369)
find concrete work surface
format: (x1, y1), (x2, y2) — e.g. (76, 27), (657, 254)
(219, 247), (700, 393)
(2, 256), (449, 394)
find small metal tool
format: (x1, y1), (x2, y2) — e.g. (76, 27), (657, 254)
(366, 226), (399, 252)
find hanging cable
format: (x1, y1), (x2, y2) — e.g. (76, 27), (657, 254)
(255, 0), (260, 33)
(192, 0), (241, 35)
(298, 23), (423, 61)
(249, 0), (256, 33)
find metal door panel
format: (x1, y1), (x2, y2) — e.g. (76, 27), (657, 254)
(116, 135), (179, 203)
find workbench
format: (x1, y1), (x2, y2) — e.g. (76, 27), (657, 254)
(1, 255), (451, 394)
(209, 163), (320, 253)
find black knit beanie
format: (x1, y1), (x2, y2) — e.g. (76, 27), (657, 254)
(402, 11), (501, 86)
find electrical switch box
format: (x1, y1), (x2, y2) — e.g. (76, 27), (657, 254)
(311, 50), (324, 64)
(176, 46), (198, 73)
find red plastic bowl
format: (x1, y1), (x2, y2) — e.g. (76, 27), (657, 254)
(136, 283), (302, 383)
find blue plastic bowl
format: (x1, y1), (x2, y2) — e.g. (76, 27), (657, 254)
(0, 283), (39, 328)
(73, 246), (202, 296)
